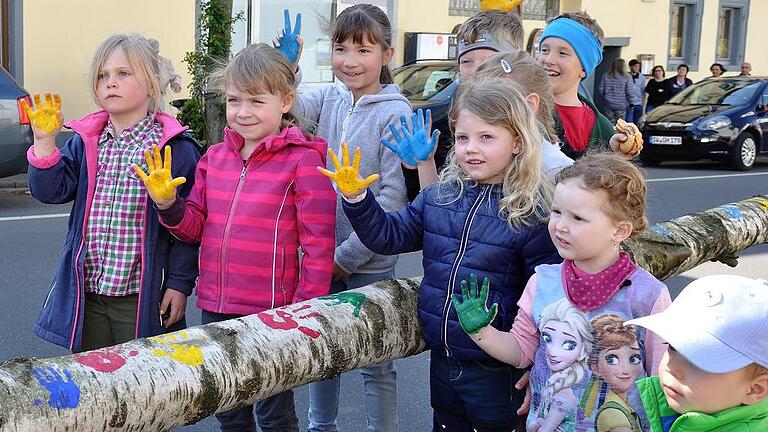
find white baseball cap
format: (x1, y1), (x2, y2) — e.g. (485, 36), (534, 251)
(626, 275), (768, 373)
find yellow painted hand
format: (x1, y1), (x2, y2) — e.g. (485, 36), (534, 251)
(480, 0), (523, 12)
(21, 92), (63, 136)
(132, 145), (186, 207)
(317, 142), (379, 198)
(150, 331), (204, 367)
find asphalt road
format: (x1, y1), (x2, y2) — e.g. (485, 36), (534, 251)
(1, 159), (767, 431)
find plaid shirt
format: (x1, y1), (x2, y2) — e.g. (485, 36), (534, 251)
(84, 115), (163, 296)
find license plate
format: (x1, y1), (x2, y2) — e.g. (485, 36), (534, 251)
(650, 136), (683, 145)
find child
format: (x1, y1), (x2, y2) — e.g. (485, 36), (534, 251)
(452, 153), (672, 431)
(456, 8), (525, 81)
(537, 12), (618, 159)
(134, 43), (336, 432)
(322, 78), (561, 431)
(627, 275), (768, 431)
(24, 34), (200, 352)
(279, 5), (411, 431)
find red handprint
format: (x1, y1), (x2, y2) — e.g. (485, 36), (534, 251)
(257, 304), (321, 339)
(73, 347), (138, 373)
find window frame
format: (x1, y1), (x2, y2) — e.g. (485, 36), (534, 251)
(667, 0), (704, 72)
(715, 0), (750, 70)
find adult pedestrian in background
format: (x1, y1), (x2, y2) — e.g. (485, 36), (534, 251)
(665, 64), (693, 98)
(644, 65), (667, 113)
(740, 62), (752, 76)
(599, 58), (632, 123)
(626, 59), (645, 122)
(709, 62), (726, 78)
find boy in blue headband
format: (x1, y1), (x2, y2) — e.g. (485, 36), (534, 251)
(539, 12), (636, 160)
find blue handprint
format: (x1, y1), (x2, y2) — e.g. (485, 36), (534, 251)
(33, 366), (81, 409)
(273, 9), (302, 64)
(381, 108), (440, 168)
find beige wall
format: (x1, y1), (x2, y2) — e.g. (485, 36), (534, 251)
(394, 0), (467, 64)
(23, 1), (195, 120)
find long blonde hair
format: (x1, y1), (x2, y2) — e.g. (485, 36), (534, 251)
(90, 34), (162, 112)
(538, 298), (594, 411)
(439, 78), (553, 226)
(474, 51), (558, 143)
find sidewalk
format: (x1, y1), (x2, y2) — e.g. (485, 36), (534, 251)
(0, 174), (27, 189)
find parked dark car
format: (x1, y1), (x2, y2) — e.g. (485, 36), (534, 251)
(639, 76), (768, 170)
(0, 67), (33, 178)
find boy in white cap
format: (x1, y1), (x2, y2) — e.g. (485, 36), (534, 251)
(627, 275), (768, 431)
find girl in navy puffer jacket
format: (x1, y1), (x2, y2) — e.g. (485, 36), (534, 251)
(320, 78), (561, 431)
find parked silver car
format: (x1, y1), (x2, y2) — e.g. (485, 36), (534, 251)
(0, 67), (33, 178)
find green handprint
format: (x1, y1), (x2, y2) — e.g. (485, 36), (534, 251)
(451, 274), (498, 335)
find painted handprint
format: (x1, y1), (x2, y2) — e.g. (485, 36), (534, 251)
(381, 108), (440, 167)
(132, 144), (186, 207)
(320, 292), (367, 317)
(150, 330), (204, 366)
(21, 92), (62, 134)
(33, 366), (81, 409)
(73, 347), (139, 373)
(258, 304), (321, 339)
(317, 142), (380, 197)
(273, 9), (302, 63)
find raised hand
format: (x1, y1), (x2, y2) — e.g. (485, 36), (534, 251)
(381, 108), (440, 168)
(317, 142), (380, 198)
(451, 274), (498, 335)
(22, 92), (63, 138)
(132, 145), (186, 209)
(273, 9), (303, 64)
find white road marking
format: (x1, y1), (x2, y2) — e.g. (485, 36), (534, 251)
(646, 171), (768, 182)
(0, 213), (69, 222)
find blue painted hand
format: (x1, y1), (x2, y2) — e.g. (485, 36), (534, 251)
(381, 108), (440, 168)
(273, 9), (302, 64)
(33, 366), (81, 409)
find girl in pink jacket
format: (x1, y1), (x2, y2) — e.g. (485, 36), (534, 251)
(134, 43), (336, 431)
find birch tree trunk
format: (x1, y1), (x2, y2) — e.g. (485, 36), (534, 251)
(1, 195), (767, 431)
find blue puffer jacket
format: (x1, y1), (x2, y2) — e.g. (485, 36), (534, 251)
(343, 182), (561, 361)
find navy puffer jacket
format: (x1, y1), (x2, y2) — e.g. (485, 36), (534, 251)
(343, 182), (561, 361)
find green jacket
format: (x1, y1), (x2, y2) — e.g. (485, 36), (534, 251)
(553, 93), (614, 160)
(637, 376), (768, 432)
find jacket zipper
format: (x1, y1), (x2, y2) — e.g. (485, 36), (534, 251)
(218, 163), (249, 312)
(339, 103), (354, 154)
(442, 185), (492, 357)
(271, 180), (294, 308)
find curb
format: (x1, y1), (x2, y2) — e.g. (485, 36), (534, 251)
(0, 174), (27, 189)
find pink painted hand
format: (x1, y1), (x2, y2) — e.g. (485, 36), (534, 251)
(21, 92), (63, 139)
(132, 145), (186, 210)
(317, 142), (379, 199)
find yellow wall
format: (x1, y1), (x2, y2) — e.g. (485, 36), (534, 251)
(23, 1), (195, 120)
(743, 1), (767, 77)
(394, 0), (467, 64)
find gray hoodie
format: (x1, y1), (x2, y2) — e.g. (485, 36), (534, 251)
(296, 82), (411, 275)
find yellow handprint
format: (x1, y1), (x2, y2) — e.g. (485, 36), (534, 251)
(21, 92), (62, 134)
(317, 142), (380, 198)
(149, 330), (204, 367)
(132, 145), (186, 207)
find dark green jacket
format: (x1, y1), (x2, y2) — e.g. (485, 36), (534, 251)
(637, 376), (768, 432)
(553, 94), (614, 160)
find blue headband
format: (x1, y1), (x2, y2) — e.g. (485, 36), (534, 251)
(540, 18), (603, 79)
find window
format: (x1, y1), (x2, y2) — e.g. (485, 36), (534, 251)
(667, 0), (703, 72)
(522, 0), (559, 21)
(716, 0), (749, 69)
(449, 0), (479, 17)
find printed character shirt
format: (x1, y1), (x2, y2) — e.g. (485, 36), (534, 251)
(83, 115), (162, 296)
(509, 262), (671, 432)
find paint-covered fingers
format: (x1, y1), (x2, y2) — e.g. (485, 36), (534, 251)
(317, 143), (379, 198)
(137, 145), (184, 208)
(25, 91), (63, 138)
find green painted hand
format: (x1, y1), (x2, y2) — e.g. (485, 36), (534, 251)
(317, 142), (379, 198)
(451, 274), (498, 335)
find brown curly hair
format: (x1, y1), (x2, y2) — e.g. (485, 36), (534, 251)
(589, 314), (639, 370)
(554, 153), (648, 237)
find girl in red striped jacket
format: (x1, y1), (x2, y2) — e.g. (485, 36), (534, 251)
(133, 43), (336, 431)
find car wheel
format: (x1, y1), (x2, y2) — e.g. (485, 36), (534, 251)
(730, 133), (757, 171)
(641, 157), (661, 167)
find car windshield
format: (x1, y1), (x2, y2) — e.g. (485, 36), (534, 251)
(668, 79), (761, 106)
(393, 64), (458, 102)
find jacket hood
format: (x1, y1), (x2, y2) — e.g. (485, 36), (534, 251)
(334, 81), (411, 109)
(224, 126), (328, 160)
(64, 110), (188, 146)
